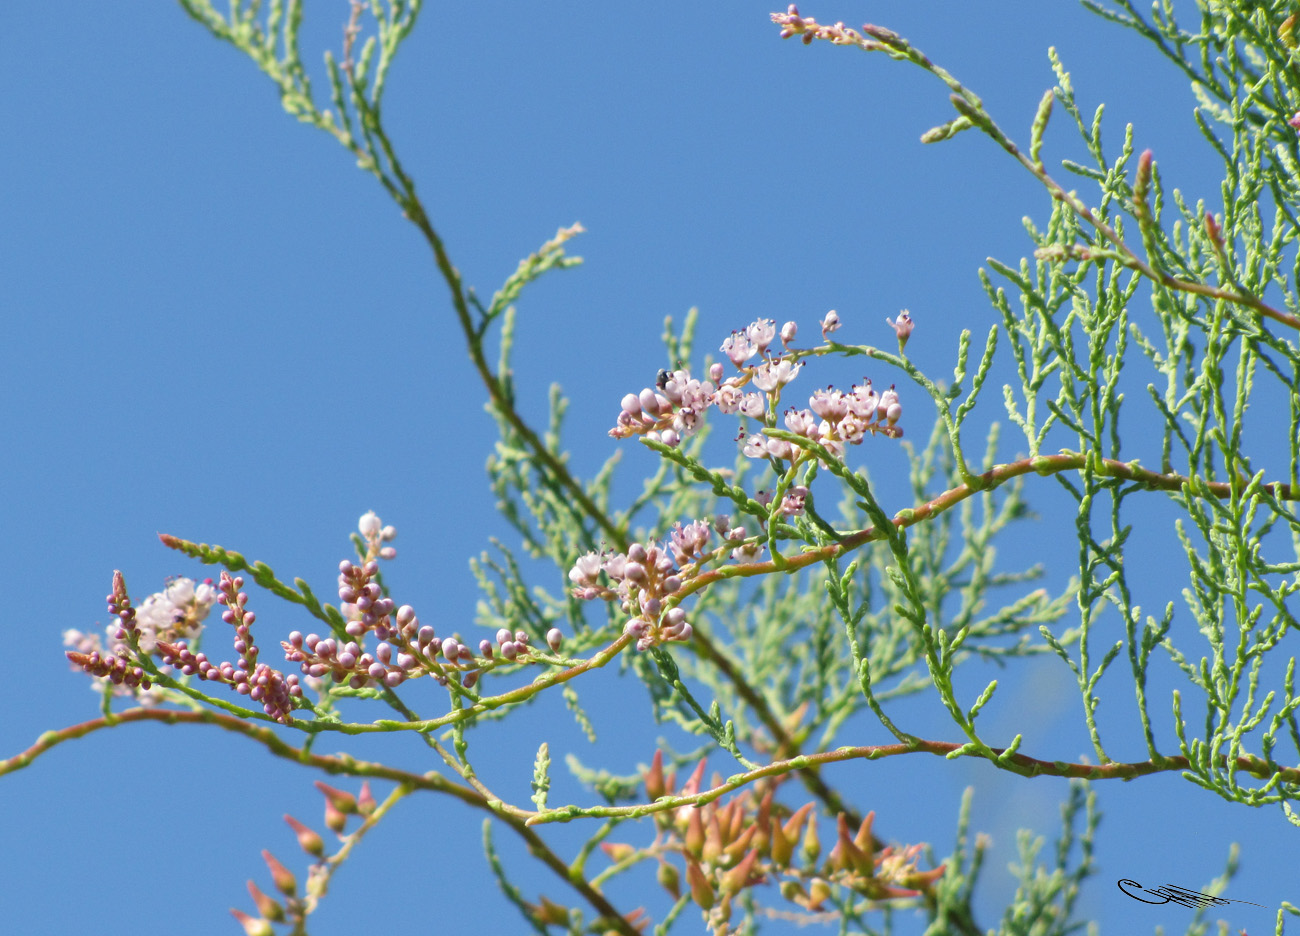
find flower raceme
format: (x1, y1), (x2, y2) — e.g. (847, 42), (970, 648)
(608, 314), (906, 456)
(68, 512), (570, 722)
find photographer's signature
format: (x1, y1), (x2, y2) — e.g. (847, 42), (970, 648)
(1118, 879), (1265, 909)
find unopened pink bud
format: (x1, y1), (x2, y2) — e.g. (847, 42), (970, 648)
(230, 909), (274, 936)
(546, 628), (563, 651)
(314, 781), (358, 815)
(261, 849), (297, 894)
(284, 815), (324, 858)
(247, 881), (285, 922)
(324, 798), (347, 834)
(358, 781), (376, 815)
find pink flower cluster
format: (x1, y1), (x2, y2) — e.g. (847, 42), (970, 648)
(610, 314), (905, 460)
(569, 521), (718, 650)
(158, 571), (303, 724)
(68, 513), (570, 719)
(281, 514), (564, 693)
(771, 5), (901, 48)
(744, 380), (902, 463)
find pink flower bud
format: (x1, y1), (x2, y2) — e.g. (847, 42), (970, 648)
(313, 780), (358, 811)
(246, 881), (285, 923)
(284, 815), (324, 858)
(230, 909), (274, 936)
(261, 850), (297, 896)
(324, 798), (347, 834)
(639, 388), (661, 415)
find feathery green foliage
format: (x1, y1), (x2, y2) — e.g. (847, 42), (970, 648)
(8, 3), (1299, 935)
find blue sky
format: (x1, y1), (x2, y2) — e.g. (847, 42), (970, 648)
(1, 3), (1293, 934)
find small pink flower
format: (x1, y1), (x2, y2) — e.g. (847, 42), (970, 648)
(780, 321), (798, 347)
(809, 387), (848, 422)
(752, 358), (802, 391)
(738, 392), (766, 419)
(746, 318), (777, 354)
(721, 331), (755, 367)
(838, 413), (868, 444)
(714, 383), (744, 414)
(886, 310), (914, 348)
(820, 310), (841, 338)
(784, 407), (819, 437)
(568, 553), (602, 587)
(848, 380), (877, 419)
(780, 486), (810, 516)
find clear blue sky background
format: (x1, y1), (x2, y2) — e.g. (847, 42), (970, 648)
(2, 3), (1293, 935)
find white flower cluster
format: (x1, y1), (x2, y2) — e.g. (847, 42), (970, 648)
(132, 577), (219, 652)
(63, 576), (218, 700)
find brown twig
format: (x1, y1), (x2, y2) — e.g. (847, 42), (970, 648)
(1, 709), (640, 936)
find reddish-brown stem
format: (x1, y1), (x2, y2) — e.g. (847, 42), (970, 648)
(527, 737), (1297, 824)
(1, 709), (639, 936)
(677, 450), (1297, 601)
